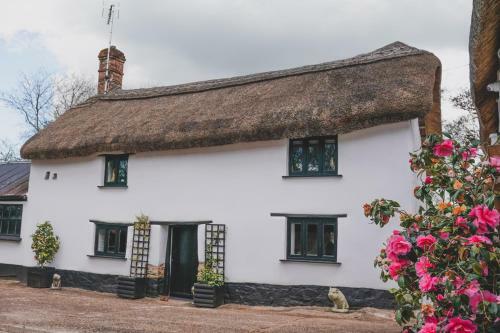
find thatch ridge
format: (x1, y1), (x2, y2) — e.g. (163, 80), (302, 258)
(21, 41), (441, 160)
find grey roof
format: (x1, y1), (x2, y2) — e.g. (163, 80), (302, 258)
(0, 162), (30, 201)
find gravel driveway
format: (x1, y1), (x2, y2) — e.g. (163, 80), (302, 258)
(0, 280), (399, 333)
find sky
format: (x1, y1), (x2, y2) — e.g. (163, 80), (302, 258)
(0, 0), (473, 148)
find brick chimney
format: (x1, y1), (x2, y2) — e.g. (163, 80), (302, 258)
(97, 46), (126, 94)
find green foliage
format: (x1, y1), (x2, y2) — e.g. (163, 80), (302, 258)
(31, 221), (60, 268)
(134, 213), (150, 230)
(197, 245), (224, 287)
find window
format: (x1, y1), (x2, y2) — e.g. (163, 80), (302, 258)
(104, 155), (128, 186)
(287, 218), (337, 262)
(0, 204), (22, 237)
(289, 136), (338, 176)
(94, 224), (128, 257)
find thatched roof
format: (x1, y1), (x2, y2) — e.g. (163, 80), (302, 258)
(0, 162), (30, 201)
(21, 41), (441, 160)
(469, 0), (500, 142)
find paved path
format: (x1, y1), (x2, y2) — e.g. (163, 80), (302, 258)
(0, 280), (399, 332)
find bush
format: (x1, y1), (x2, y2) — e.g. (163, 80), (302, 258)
(363, 135), (499, 333)
(31, 221), (60, 268)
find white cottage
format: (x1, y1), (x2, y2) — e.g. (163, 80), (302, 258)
(0, 42), (441, 307)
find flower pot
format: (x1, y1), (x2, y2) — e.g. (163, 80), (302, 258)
(117, 276), (146, 299)
(193, 283), (224, 308)
(27, 267), (56, 288)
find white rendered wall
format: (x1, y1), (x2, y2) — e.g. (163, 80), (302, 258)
(0, 120), (420, 289)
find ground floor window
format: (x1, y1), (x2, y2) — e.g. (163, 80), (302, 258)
(287, 217), (337, 262)
(0, 204), (22, 237)
(94, 224), (128, 257)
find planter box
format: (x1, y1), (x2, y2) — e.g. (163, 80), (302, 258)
(117, 276), (146, 299)
(27, 267), (56, 288)
(193, 283), (224, 308)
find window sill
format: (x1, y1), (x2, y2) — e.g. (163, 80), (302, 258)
(0, 235), (22, 242)
(87, 254), (127, 260)
(280, 259), (341, 265)
(97, 185), (128, 189)
(282, 174), (343, 179)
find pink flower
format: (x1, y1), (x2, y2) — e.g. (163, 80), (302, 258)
(455, 216), (468, 229)
(419, 273), (439, 292)
(469, 205), (499, 234)
(388, 259), (409, 280)
(386, 234), (412, 260)
(468, 290), (499, 313)
(433, 140), (454, 157)
(419, 322), (437, 333)
(437, 294), (445, 302)
(417, 235), (437, 251)
(461, 148), (477, 160)
(444, 317), (477, 333)
(424, 176), (433, 184)
(439, 232), (449, 240)
(490, 156), (500, 172)
(466, 235), (492, 246)
(453, 276), (465, 291)
(415, 256), (434, 277)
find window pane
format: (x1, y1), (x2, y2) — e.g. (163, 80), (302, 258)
(323, 224), (336, 256)
(107, 229), (117, 252)
(118, 159), (128, 184)
(307, 140), (320, 173)
(97, 228), (106, 252)
(118, 228), (127, 254)
(291, 141), (304, 173)
(106, 159), (117, 183)
(324, 139), (336, 172)
(7, 221), (16, 235)
(0, 221), (8, 234)
(306, 224), (318, 255)
(290, 223), (302, 255)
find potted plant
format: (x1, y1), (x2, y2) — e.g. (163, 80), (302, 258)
(117, 214), (149, 299)
(28, 221), (60, 288)
(193, 255), (224, 308)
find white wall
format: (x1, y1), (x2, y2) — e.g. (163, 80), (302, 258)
(0, 120), (420, 289)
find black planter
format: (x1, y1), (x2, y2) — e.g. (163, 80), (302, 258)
(193, 283), (224, 308)
(117, 276), (146, 299)
(27, 267), (56, 288)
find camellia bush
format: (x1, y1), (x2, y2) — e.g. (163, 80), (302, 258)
(363, 134), (499, 333)
(31, 221), (60, 268)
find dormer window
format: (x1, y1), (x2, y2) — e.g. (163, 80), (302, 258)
(289, 136), (338, 176)
(104, 155), (128, 187)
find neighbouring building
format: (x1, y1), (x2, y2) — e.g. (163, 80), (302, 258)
(0, 41), (441, 308)
(469, 0), (500, 208)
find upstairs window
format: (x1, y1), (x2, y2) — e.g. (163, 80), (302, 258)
(287, 218), (337, 262)
(0, 204), (22, 237)
(94, 224), (128, 257)
(104, 155), (128, 187)
(289, 136), (337, 176)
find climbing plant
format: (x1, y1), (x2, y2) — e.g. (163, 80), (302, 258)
(31, 221), (60, 268)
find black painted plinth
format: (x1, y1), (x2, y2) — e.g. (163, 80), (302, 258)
(224, 283), (394, 309)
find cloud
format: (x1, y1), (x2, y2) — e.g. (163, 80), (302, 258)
(0, 0), (472, 116)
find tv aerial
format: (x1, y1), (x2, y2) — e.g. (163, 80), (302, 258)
(101, 2), (120, 93)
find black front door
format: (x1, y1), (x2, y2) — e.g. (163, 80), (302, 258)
(169, 225), (199, 298)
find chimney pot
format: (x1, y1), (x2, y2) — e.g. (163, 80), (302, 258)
(97, 46), (126, 94)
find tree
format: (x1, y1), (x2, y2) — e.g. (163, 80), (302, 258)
(0, 70), (95, 135)
(0, 139), (21, 162)
(363, 135), (499, 333)
(443, 89), (480, 145)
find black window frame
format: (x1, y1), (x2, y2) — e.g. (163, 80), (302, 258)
(94, 223), (128, 258)
(288, 136), (338, 176)
(286, 217), (338, 262)
(0, 204), (22, 237)
(103, 154), (129, 187)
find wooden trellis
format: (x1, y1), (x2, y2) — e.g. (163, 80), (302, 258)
(130, 224), (151, 278)
(205, 224), (226, 282)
